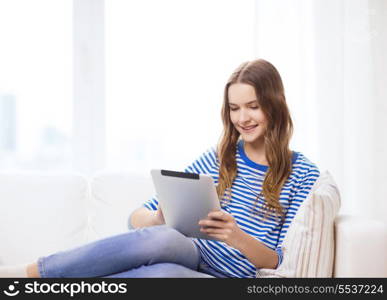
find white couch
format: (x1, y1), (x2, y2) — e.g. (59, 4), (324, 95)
(1, 171), (386, 277)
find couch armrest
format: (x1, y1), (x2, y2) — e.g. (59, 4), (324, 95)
(334, 215), (387, 277)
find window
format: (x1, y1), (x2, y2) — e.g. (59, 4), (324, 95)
(0, 0), (72, 170)
(0, 0), (255, 175)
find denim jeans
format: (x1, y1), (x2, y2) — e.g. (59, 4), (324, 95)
(37, 225), (228, 278)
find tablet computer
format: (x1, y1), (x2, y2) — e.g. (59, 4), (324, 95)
(150, 169), (221, 240)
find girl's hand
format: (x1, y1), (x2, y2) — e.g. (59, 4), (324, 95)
(154, 207), (165, 225)
(198, 210), (245, 248)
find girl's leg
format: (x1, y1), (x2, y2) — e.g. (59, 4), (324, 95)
(103, 263), (214, 278)
(38, 225), (200, 278)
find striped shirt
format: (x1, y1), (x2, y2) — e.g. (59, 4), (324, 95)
(143, 139), (320, 278)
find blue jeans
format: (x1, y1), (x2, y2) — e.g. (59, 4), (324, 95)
(37, 225), (228, 278)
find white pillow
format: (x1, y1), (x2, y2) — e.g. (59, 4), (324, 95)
(0, 171), (89, 265)
(256, 170), (341, 278)
(88, 171), (155, 240)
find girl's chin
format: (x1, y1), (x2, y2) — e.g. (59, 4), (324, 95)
(241, 134), (264, 143)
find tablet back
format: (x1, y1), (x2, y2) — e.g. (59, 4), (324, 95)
(150, 169), (221, 240)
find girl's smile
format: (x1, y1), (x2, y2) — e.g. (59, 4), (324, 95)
(239, 124), (258, 133)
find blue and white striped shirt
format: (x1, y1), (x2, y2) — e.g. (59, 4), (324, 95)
(144, 139), (320, 278)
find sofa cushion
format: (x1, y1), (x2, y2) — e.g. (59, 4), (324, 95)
(89, 171), (155, 240)
(0, 171), (89, 265)
(256, 170), (341, 277)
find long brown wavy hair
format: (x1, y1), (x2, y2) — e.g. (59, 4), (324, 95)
(216, 59), (293, 219)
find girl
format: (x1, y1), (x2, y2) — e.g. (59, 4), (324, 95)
(1, 59), (319, 278)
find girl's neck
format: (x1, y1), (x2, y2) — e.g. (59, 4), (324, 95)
(243, 139), (268, 166)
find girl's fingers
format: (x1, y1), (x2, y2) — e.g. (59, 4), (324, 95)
(201, 227), (230, 235)
(198, 219), (226, 228)
(207, 210), (230, 221)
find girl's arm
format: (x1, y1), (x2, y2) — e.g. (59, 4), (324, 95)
(129, 206), (165, 228)
(232, 229), (279, 269)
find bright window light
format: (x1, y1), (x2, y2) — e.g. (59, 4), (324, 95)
(0, 0), (72, 171)
(105, 0), (255, 176)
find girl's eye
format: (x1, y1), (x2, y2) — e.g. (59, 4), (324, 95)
(229, 107), (238, 111)
(250, 106), (259, 110)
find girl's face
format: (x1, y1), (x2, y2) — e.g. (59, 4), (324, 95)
(228, 83), (267, 145)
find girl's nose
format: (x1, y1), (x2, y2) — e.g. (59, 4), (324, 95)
(239, 109), (250, 123)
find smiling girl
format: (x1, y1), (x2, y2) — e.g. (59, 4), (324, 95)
(1, 59), (319, 278)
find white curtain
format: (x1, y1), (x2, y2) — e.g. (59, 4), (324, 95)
(254, 0), (387, 219)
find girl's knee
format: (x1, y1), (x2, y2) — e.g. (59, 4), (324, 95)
(139, 225), (184, 241)
(141, 225), (196, 255)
